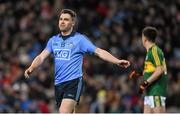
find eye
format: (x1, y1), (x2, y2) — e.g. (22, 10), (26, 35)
(64, 18), (69, 21)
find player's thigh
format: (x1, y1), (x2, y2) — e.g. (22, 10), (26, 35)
(55, 77), (83, 109)
(55, 83), (64, 108)
(64, 77), (83, 104)
(60, 77), (83, 113)
(144, 104), (152, 113)
(59, 98), (77, 113)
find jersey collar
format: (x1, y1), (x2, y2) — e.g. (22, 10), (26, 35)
(59, 31), (76, 40)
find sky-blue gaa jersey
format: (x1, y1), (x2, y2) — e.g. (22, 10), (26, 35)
(45, 32), (96, 85)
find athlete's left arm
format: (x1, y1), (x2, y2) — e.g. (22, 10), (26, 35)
(94, 48), (130, 68)
(146, 65), (164, 84)
(139, 65), (164, 94)
(146, 47), (165, 84)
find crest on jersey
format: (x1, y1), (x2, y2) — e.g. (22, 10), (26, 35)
(68, 42), (74, 48)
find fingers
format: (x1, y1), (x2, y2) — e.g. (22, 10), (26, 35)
(24, 70), (30, 79)
(128, 70), (142, 80)
(138, 80), (149, 94)
(123, 61), (130, 68)
(24, 68), (32, 79)
(128, 70), (136, 80)
(118, 60), (131, 68)
(138, 85), (145, 94)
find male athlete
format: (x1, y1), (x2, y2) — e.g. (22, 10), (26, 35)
(129, 27), (167, 113)
(24, 9), (130, 113)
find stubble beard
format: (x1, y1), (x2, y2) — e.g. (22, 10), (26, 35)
(60, 27), (73, 35)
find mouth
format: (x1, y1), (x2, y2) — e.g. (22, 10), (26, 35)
(60, 25), (65, 27)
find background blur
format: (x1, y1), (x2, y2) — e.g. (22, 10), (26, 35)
(0, 0), (180, 113)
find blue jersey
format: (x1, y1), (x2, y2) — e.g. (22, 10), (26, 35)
(45, 32), (96, 85)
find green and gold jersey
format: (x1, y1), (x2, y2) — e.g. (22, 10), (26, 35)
(143, 44), (167, 96)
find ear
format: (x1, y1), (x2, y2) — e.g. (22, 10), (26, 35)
(72, 18), (76, 26)
(144, 37), (148, 42)
(72, 22), (75, 26)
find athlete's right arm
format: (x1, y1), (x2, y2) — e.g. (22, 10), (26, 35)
(24, 49), (50, 79)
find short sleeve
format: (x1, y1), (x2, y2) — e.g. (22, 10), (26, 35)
(151, 47), (163, 67)
(45, 38), (53, 53)
(80, 35), (97, 54)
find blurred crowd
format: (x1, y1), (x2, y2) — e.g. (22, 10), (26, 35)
(0, 0), (180, 113)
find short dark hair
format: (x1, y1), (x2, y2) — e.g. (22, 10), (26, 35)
(59, 9), (78, 31)
(60, 9), (77, 21)
(142, 26), (158, 42)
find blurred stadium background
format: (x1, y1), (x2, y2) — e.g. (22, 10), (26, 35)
(0, 0), (180, 113)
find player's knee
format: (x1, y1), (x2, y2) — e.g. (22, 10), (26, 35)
(59, 106), (74, 113)
(144, 105), (152, 113)
(153, 106), (166, 113)
(59, 108), (73, 113)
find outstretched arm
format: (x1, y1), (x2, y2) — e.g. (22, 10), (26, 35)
(94, 48), (130, 68)
(24, 49), (50, 79)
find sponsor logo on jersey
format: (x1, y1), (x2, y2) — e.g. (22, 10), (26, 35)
(54, 49), (71, 60)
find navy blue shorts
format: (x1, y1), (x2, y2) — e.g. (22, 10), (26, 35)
(55, 77), (83, 108)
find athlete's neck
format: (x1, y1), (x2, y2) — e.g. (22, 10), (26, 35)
(61, 27), (73, 36)
(146, 42), (155, 51)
